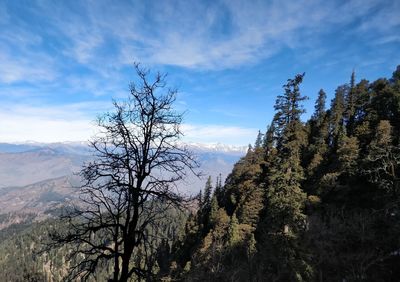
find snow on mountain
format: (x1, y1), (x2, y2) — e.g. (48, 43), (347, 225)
(0, 141), (247, 155)
(184, 142), (247, 154)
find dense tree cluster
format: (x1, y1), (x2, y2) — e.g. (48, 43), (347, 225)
(0, 208), (187, 281)
(166, 66), (400, 281)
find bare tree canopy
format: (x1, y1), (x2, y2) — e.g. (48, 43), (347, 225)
(49, 63), (199, 281)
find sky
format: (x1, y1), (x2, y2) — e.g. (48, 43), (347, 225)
(0, 0), (399, 145)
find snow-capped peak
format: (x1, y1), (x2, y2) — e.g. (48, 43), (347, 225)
(184, 142), (247, 154)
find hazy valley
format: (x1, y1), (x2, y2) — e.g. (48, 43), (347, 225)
(0, 142), (245, 229)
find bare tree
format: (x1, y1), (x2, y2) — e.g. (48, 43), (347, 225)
(50, 63), (199, 281)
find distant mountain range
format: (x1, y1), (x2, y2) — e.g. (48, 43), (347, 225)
(0, 142), (246, 226)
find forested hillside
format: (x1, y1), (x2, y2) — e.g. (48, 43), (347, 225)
(1, 66), (400, 281)
(0, 207), (188, 281)
(165, 66), (400, 281)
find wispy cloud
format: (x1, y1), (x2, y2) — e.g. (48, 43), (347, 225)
(7, 0), (391, 73)
(0, 101), (256, 145)
(0, 0), (398, 145)
(0, 101), (111, 143)
(2, 0), (398, 81)
(0, 50), (56, 84)
(181, 124), (257, 145)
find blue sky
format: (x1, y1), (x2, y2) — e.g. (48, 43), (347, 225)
(0, 0), (399, 145)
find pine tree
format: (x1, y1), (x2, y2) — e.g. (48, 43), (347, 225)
(257, 74), (310, 281)
(369, 78), (400, 143)
(254, 130), (264, 149)
(214, 173), (224, 205)
(363, 120), (400, 197)
(209, 194), (219, 228)
(353, 79), (372, 150)
(329, 85), (347, 147)
(228, 214), (240, 247)
(197, 190), (203, 210)
(305, 89), (329, 191)
(263, 121), (276, 153)
(346, 71), (357, 135)
(313, 89), (327, 125)
(223, 146), (264, 216)
(237, 184), (264, 227)
(199, 177), (213, 233)
(274, 73), (307, 148)
(203, 176), (213, 210)
(354, 79), (370, 122)
(264, 74), (308, 232)
(337, 134), (360, 176)
(262, 121), (278, 180)
(390, 65), (400, 90)
(310, 89), (328, 151)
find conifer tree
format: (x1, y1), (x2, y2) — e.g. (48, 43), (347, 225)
(197, 190), (203, 211)
(263, 122), (275, 151)
(274, 73), (307, 147)
(353, 79), (371, 150)
(258, 74), (310, 280)
(254, 130), (264, 149)
(223, 146), (264, 216)
(203, 176), (213, 210)
(369, 78), (400, 143)
(214, 173), (224, 205)
(391, 65), (400, 87)
(305, 89), (329, 190)
(262, 121), (278, 184)
(209, 194), (219, 228)
(228, 214), (240, 247)
(364, 120), (400, 197)
(264, 74), (308, 231)
(199, 177), (213, 233)
(329, 85), (347, 147)
(346, 71), (357, 135)
(313, 89), (327, 125)
(309, 89), (328, 151)
(354, 79), (370, 122)
(337, 134), (359, 176)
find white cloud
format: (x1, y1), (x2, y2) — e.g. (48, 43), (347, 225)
(111, 0), (388, 69)
(0, 101), (256, 145)
(1, 0), (397, 86)
(0, 102), (110, 143)
(181, 124), (257, 146)
(0, 115), (93, 143)
(0, 49), (57, 84)
(23, 0), (392, 72)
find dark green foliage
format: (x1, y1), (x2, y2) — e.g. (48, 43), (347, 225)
(256, 74), (311, 281)
(274, 73), (307, 148)
(313, 89), (327, 124)
(197, 176), (214, 234)
(263, 121), (276, 152)
(265, 73), (308, 233)
(304, 89), (329, 192)
(345, 71), (357, 135)
(329, 85), (347, 147)
(171, 65), (400, 282)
